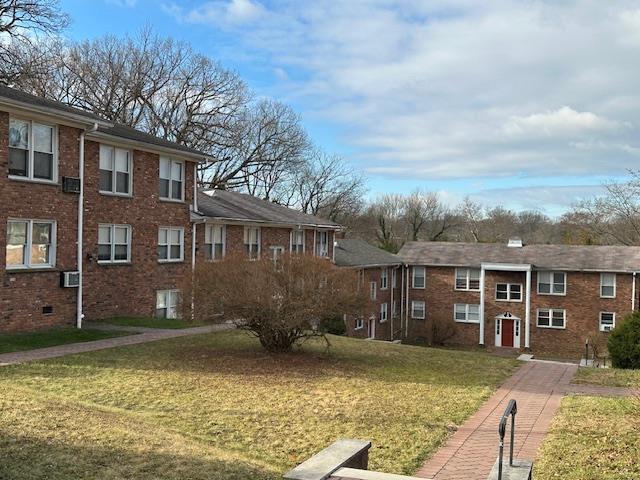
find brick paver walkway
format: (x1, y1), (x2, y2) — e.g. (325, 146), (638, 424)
(0, 324), (233, 366)
(415, 361), (577, 480)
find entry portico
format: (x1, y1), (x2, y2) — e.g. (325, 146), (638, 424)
(479, 262), (532, 349)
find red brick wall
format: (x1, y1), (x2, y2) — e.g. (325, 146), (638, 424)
(82, 140), (195, 320)
(344, 265), (403, 341)
(0, 113), (80, 330)
(405, 264), (635, 358)
(0, 110), (197, 331)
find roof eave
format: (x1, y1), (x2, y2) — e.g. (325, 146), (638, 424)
(0, 97), (112, 128)
(198, 215), (340, 229)
(87, 130), (208, 162)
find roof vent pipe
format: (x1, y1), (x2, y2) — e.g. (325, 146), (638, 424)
(507, 238), (523, 248)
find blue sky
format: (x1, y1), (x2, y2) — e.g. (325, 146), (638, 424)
(61, 0), (640, 216)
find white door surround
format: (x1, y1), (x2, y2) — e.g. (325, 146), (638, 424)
(479, 263), (532, 348)
(495, 312), (521, 348)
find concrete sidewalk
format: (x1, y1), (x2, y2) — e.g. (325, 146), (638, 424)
(0, 324), (233, 366)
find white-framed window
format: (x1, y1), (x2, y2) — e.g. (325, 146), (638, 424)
(158, 227), (184, 262)
(6, 219), (56, 269)
(392, 268), (397, 288)
(355, 317), (364, 330)
(537, 308), (566, 329)
(380, 268), (388, 289)
(99, 144), (132, 195)
(98, 224), (131, 264)
(244, 226), (260, 259)
(8, 118), (56, 182)
(156, 290), (179, 319)
(537, 271), (566, 295)
(159, 157), (184, 201)
(412, 266), (425, 289)
(411, 300), (425, 319)
(455, 268), (481, 291)
(290, 229), (305, 253)
(205, 224), (226, 260)
(600, 273), (616, 298)
(316, 230), (329, 257)
(370, 281), (377, 300)
(599, 312), (615, 332)
(380, 303), (388, 322)
(454, 303), (480, 323)
(496, 283), (522, 302)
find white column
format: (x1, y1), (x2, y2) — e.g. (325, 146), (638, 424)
(479, 266), (485, 345)
(525, 268), (532, 349)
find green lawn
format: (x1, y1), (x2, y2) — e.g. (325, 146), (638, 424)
(0, 331), (518, 480)
(536, 395), (640, 480)
(100, 316), (210, 329)
(573, 366), (640, 388)
(0, 327), (129, 354)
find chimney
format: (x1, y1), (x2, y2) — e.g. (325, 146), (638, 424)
(507, 238), (523, 248)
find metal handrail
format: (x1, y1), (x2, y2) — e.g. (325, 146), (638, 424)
(497, 399), (517, 480)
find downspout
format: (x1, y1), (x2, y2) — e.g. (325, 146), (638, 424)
(191, 222), (197, 321)
(77, 122), (99, 329)
(193, 163), (198, 212)
(525, 268), (532, 349)
(633, 272), (637, 311)
(405, 265), (410, 338)
(479, 265), (485, 345)
(390, 266), (394, 341)
(399, 265), (404, 339)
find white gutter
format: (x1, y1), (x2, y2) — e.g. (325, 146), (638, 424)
(77, 122), (99, 329)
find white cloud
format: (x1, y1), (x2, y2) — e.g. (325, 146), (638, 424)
(164, 0), (640, 182)
(167, 0), (265, 25)
(106, 0), (137, 7)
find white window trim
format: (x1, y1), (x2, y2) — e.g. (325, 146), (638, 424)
(412, 266), (425, 289)
(158, 227), (184, 263)
(599, 312), (616, 332)
(205, 224), (226, 260)
(495, 283), (523, 302)
(370, 281), (377, 300)
(244, 226), (261, 260)
(6, 218), (57, 270)
(355, 318), (364, 330)
(380, 268), (389, 290)
(8, 117), (58, 184)
(454, 268), (481, 291)
(600, 273), (616, 299)
(315, 230), (329, 257)
(537, 271), (567, 296)
(536, 308), (566, 329)
(97, 223), (132, 264)
(159, 157), (185, 202)
(290, 229), (305, 253)
(156, 289), (180, 319)
(411, 300), (426, 319)
(380, 303), (388, 323)
(99, 143), (133, 197)
(453, 303), (481, 324)
(392, 268), (397, 288)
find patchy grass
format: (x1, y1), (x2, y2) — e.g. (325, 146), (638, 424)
(0, 331), (519, 479)
(100, 316), (209, 329)
(0, 327), (129, 354)
(536, 395), (640, 480)
(573, 366), (640, 388)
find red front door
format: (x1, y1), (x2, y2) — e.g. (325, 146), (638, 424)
(502, 319), (514, 347)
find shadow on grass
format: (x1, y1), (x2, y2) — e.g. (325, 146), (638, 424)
(0, 434), (274, 480)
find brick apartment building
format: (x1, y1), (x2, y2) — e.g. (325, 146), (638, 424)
(0, 84), (341, 332)
(334, 239), (403, 341)
(398, 239), (640, 358)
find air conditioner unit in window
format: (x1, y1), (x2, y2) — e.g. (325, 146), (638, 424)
(62, 176), (81, 193)
(61, 271), (80, 288)
(602, 325), (613, 332)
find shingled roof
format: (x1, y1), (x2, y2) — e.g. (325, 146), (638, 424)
(196, 190), (341, 228)
(398, 241), (640, 273)
(0, 84), (207, 159)
(335, 238), (402, 267)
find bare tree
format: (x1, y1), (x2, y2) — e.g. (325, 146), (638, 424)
(403, 190), (457, 242)
(459, 197), (483, 242)
(0, 0), (69, 84)
(367, 194), (405, 252)
(186, 254), (366, 353)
